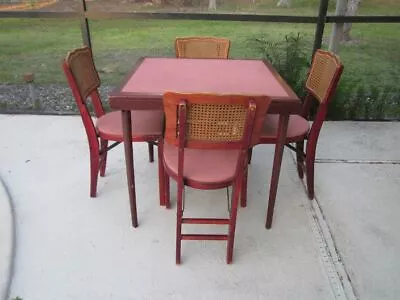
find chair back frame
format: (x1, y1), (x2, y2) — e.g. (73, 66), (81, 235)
(62, 47), (107, 153)
(301, 49), (344, 162)
(163, 92), (271, 185)
(175, 36), (231, 59)
(164, 93), (270, 149)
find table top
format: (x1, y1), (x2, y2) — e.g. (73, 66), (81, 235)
(109, 57), (301, 114)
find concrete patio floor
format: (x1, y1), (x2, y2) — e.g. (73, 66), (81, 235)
(0, 115), (399, 300)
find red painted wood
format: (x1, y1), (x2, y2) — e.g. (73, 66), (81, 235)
(109, 58), (301, 114)
(122, 110), (138, 228)
(182, 234), (228, 241)
(99, 139), (108, 177)
(258, 49), (344, 209)
(108, 56), (303, 237)
(62, 49), (164, 215)
(240, 163), (248, 208)
(157, 140), (166, 207)
(164, 94), (266, 264)
(227, 175), (242, 264)
(175, 101), (186, 264)
(265, 114), (289, 229)
(296, 141), (305, 179)
(122, 58), (288, 96)
(182, 218), (230, 225)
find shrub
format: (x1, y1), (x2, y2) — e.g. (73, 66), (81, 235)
(328, 77), (400, 120)
(249, 32), (400, 120)
(249, 32), (311, 98)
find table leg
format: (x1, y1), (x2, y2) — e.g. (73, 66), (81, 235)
(122, 110), (138, 228)
(266, 113), (289, 229)
(157, 139), (166, 206)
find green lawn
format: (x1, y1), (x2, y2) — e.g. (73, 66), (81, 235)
(1, 18), (398, 86)
(0, 18), (317, 84)
(0, 1), (399, 119)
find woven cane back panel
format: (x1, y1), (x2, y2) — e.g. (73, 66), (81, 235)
(66, 47), (100, 100)
(175, 37), (230, 59)
(163, 93), (271, 149)
(305, 50), (342, 103)
(187, 103), (246, 142)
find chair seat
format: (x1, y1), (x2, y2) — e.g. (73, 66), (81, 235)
(259, 114), (310, 143)
(96, 110), (164, 142)
(163, 142), (240, 189)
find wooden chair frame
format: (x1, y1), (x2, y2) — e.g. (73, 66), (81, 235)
(162, 92), (271, 264)
(248, 49), (343, 228)
(292, 49), (344, 199)
(62, 47), (160, 205)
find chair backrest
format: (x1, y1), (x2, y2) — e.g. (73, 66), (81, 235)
(62, 47), (105, 152)
(302, 49), (344, 157)
(163, 92), (271, 150)
(302, 49), (344, 118)
(62, 46), (105, 118)
(175, 37), (231, 59)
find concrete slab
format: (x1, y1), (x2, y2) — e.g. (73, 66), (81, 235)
(315, 163), (400, 300)
(0, 177), (14, 300)
(0, 115), (334, 300)
(316, 121), (400, 161)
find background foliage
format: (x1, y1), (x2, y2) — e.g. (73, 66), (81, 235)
(0, 0), (399, 119)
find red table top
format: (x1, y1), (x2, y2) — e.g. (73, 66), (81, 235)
(110, 57), (301, 113)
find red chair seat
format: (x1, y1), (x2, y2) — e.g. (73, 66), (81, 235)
(163, 142), (240, 189)
(96, 110), (164, 142)
(259, 114), (309, 143)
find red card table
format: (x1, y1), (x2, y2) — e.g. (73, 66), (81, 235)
(109, 57), (302, 228)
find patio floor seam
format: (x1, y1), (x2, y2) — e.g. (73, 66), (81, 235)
(289, 153), (358, 300)
(316, 159), (400, 164)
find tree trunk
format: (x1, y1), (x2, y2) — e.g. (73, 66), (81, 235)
(343, 0), (361, 41)
(208, 0), (216, 10)
(277, 0), (291, 8)
(329, 0), (347, 54)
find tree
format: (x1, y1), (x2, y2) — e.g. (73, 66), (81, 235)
(208, 0), (216, 10)
(329, 0), (347, 53)
(343, 0), (361, 41)
(329, 0), (361, 53)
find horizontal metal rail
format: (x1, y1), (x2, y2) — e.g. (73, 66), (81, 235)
(84, 11), (318, 23)
(1, 10), (399, 23)
(0, 11), (77, 18)
(326, 15), (400, 23)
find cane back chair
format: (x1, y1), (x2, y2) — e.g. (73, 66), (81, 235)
(250, 49), (343, 228)
(162, 92), (271, 264)
(62, 47), (164, 204)
(175, 36), (231, 59)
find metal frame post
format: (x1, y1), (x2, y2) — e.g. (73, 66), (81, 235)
(312, 0), (329, 56)
(80, 0), (92, 48)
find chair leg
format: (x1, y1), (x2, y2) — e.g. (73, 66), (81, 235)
(227, 178), (241, 264)
(240, 164), (248, 208)
(157, 141), (165, 207)
(296, 141), (304, 179)
(89, 150), (100, 198)
(99, 139), (108, 177)
(148, 142), (154, 163)
(164, 172), (170, 209)
(176, 181), (184, 264)
(306, 154), (315, 200)
(247, 147), (253, 165)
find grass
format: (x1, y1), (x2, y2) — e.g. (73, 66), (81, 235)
(0, 18), (398, 87)
(0, 18), (317, 84)
(0, 0), (399, 118)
